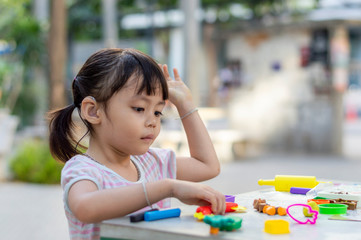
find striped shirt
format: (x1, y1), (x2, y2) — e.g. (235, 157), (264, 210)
(61, 148), (177, 240)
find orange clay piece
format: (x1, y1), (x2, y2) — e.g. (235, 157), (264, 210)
(277, 207), (287, 216)
(254, 198), (287, 216)
(210, 226), (219, 235)
(265, 206), (276, 215)
(262, 205), (269, 213)
(307, 199), (330, 204)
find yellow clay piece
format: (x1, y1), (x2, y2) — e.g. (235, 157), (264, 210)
(303, 201), (319, 217)
(264, 219), (290, 234)
(193, 212), (206, 221)
(231, 206), (247, 213)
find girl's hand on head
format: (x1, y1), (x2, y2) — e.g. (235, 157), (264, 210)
(170, 179), (226, 215)
(160, 64), (194, 112)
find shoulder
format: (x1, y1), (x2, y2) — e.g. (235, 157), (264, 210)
(147, 148), (176, 160)
(135, 148), (176, 179)
(62, 155), (101, 173)
(61, 155), (103, 187)
(139, 148), (176, 167)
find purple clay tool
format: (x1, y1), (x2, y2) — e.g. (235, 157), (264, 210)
(290, 187), (311, 195)
(225, 195), (235, 203)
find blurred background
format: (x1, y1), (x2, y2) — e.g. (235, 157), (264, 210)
(1, 0), (361, 239)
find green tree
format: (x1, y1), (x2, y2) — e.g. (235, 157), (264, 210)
(0, 0), (45, 127)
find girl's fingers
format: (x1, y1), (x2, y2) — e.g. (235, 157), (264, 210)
(215, 193), (224, 215)
(161, 65), (182, 83)
(159, 64), (167, 76)
(173, 68), (181, 81)
(162, 65), (172, 81)
(197, 186), (224, 215)
(220, 194), (226, 214)
(212, 191), (226, 215)
(209, 197), (218, 214)
(203, 190), (220, 215)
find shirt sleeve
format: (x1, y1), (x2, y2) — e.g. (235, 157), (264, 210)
(148, 148), (177, 179)
(61, 156), (103, 212)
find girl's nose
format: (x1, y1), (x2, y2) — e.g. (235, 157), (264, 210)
(145, 116), (157, 128)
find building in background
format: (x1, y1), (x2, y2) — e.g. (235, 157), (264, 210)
(26, 0), (361, 158)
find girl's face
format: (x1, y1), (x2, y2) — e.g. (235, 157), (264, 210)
(97, 79), (166, 156)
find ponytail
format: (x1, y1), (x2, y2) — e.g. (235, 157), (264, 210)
(48, 104), (85, 163)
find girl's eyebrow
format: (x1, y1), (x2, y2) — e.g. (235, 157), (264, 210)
(133, 95), (166, 106)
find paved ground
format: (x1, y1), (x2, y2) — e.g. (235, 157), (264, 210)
(0, 182), (68, 239)
(1, 120), (361, 239)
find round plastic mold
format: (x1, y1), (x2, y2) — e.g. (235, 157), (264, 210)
(318, 204), (347, 215)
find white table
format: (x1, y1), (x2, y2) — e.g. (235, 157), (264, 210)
(101, 188), (361, 240)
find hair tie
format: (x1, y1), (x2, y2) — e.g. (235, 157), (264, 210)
(72, 102), (78, 108)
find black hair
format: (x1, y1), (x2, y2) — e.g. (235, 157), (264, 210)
(48, 48), (168, 163)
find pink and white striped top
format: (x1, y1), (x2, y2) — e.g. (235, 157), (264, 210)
(61, 148), (177, 240)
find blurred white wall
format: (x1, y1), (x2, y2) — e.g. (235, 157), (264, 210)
(224, 27), (338, 154)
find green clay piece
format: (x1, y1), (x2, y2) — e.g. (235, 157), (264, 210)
(313, 196), (328, 200)
(203, 215), (242, 231)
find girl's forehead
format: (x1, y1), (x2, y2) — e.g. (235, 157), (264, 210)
(123, 74), (142, 88)
(121, 83), (163, 99)
(122, 74), (164, 97)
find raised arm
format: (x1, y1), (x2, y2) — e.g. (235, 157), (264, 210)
(161, 65), (220, 182)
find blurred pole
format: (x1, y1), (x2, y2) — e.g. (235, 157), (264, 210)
(203, 24), (219, 107)
(169, 28), (184, 82)
(102, 0), (118, 48)
(180, 0), (203, 106)
(330, 25), (349, 154)
(49, 0), (67, 110)
(33, 0), (48, 23)
(33, 0), (49, 123)
(146, 0), (154, 56)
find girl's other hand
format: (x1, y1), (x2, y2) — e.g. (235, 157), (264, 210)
(170, 179), (226, 215)
(160, 64), (194, 111)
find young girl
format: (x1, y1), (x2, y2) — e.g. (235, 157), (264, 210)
(48, 48), (225, 240)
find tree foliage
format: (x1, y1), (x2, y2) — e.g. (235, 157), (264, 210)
(66, 0), (311, 41)
(0, 0), (44, 66)
(0, 0), (45, 126)
(10, 139), (63, 184)
(68, 0), (102, 40)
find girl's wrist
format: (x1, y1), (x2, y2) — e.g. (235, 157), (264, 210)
(178, 108), (198, 120)
(176, 102), (196, 118)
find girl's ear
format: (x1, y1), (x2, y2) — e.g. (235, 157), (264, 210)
(81, 96), (101, 124)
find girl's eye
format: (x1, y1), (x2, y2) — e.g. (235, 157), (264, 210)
(133, 107), (144, 112)
(155, 111), (163, 117)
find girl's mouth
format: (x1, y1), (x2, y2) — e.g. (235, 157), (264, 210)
(141, 134), (154, 141)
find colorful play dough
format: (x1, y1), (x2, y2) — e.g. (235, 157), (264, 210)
(203, 215), (242, 232)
